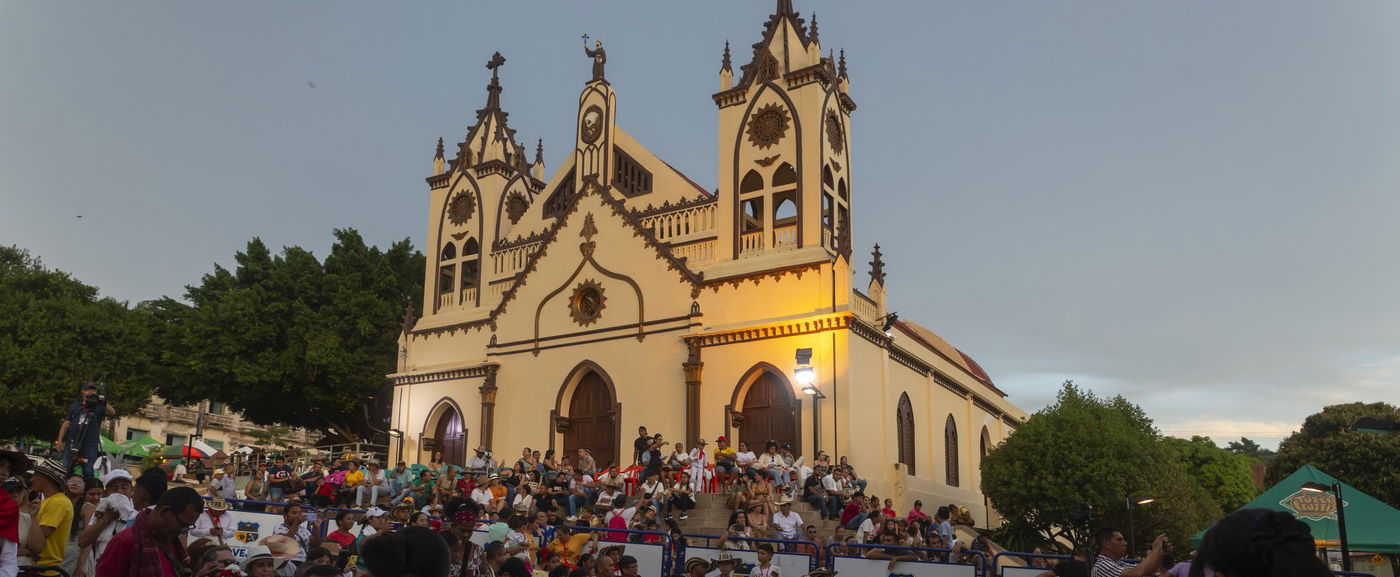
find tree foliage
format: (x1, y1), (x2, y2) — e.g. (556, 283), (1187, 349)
(150, 230), (423, 443)
(980, 382), (1218, 555)
(1225, 437), (1275, 463)
(0, 246), (155, 439)
(1162, 436), (1257, 514)
(1267, 402), (1400, 509)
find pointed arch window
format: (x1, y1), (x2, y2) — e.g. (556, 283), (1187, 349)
(820, 164), (850, 253)
(945, 415), (960, 487)
(438, 242), (457, 299)
(896, 393), (916, 476)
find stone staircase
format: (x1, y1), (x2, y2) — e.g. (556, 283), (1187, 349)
(670, 492), (847, 540)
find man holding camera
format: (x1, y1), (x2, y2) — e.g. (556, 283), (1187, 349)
(55, 383), (114, 480)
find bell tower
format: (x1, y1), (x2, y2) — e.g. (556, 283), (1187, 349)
(575, 36), (619, 192)
(713, 0), (855, 267)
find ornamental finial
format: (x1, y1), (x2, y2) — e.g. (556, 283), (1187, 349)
(869, 244), (887, 286)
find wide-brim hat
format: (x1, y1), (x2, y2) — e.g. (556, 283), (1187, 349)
(711, 552), (741, 565)
(684, 558), (713, 572)
(240, 544), (286, 571)
(775, 495), (793, 506)
(805, 570), (838, 577)
(0, 450), (32, 474)
(599, 544), (626, 557)
(260, 534), (303, 562)
(207, 498), (232, 511)
(696, 439), (708, 445)
(30, 458), (68, 487)
(474, 446), (488, 453)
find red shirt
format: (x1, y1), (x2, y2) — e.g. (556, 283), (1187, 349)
(327, 530), (356, 548)
(839, 502), (863, 525)
(0, 491), (17, 542)
(907, 508), (931, 523)
(882, 507), (898, 519)
(94, 524), (175, 577)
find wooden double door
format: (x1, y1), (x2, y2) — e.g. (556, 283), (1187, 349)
(433, 405), (466, 467)
(563, 371), (618, 470)
(739, 371), (801, 454)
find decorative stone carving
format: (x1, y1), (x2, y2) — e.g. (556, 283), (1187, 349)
(755, 154), (781, 167)
(447, 191), (475, 226)
(555, 415), (572, 434)
(826, 110), (845, 154)
(581, 105), (604, 144)
(505, 193), (529, 224)
(568, 279), (606, 326)
(746, 103), (790, 150)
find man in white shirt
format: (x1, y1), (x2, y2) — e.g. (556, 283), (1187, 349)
(819, 468), (845, 520)
(189, 498), (236, 545)
(471, 476), (494, 507)
(566, 470), (595, 521)
(757, 445), (791, 488)
(355, 462), (391, 507)
(272, 502), (314, 577)
(207, 468), (237, 500)
(771, 500), (802, 541)
(466, 447), (491, 475)
(637, 470), (668, 515)
(856, 510), (883, 544)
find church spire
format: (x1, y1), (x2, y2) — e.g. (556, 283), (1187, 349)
(721, 41), (732, 73)
(482, 51), (506, 114)
(809, 12), (819, 45)
(869, 244), (886, 286)
(432, 137), (445, 176)
(838, 48), (848, 78)
(534, 138), (543, 165)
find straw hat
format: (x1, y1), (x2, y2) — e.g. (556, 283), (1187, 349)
(207, 498), (232, 512)
(0, 450), (32, 474)
(259, 534), (302, 564)
(599, 544), (626, 557)
(711, 552), (741, 566)
(684, 558), (713, 573)
(29, 458), (68, 487)
(240, 544), (284, 571)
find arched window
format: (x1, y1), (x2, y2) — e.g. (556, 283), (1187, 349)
(772, 163), (797, 187)
(945, 415), (959, 486)
(438, 242), (456, 297)
(741, 170), (765, 194)
(896, 393), (915, 475)
(823, 165), (834, 188)
(837, 178), (848, 200)
(441, 243), (457, 261)
(460, 237), (480, 291)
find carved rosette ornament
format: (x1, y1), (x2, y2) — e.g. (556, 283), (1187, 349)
(581, 105), (604, 144)
(568, 279), (607, 326)
(505, 193), (529, 224)
(746, 103), (790, 150)
(826, 110), (845, 154)
(447, 191), (475, 226)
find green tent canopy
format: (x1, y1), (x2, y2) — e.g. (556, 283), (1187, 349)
(100, 435), (124, 454)
(119, 436), (164, 458)
(1193, 465), (1400, 554)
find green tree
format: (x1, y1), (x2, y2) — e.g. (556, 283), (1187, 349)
(150, 230), (423, 443)
(1267, 402), (1400, 509)
(0, 246), (155, 439)
(1225, 437), (1275, 463)
(1163, 436), (1257, 514)
(980, 382), (1218, 555)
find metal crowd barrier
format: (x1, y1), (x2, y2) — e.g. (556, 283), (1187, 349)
(565, 525), (675, 576)
(681, 533), (821, 572)
(992, 551), (1071, 577)
(828, 542), (989, 577)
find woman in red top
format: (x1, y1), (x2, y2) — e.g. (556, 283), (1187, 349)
(325, 510), (357, 548)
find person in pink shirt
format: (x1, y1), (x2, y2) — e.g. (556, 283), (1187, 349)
(906, 499), (931, 524)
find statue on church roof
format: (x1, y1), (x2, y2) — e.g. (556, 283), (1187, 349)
(582, 35), (606, 82)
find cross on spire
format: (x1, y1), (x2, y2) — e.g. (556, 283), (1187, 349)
(486, 51), (506, 80)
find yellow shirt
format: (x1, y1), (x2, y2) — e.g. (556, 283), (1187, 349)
(36, 494), (74, 568)
(548, 533), (593, 565)
(716, 447), (737, 462)
(345, 470), (365, 486)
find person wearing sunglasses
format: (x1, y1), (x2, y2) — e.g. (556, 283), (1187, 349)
(94, 486), (204, 577)
(193, 545), (236, 577)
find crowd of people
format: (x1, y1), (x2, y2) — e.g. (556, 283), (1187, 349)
(0, 411), (1343, 577)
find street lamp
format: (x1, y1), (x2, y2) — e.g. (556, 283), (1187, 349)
(1125, 495), (1155, 558)
(388, 429), (404, 465)
(1301, 481), (1351, 571)
(795, 348), (820, 452)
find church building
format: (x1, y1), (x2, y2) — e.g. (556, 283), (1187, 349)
(388, 0), (1028, 520)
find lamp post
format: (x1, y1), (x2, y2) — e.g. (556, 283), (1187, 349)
(1301, 481), (1350, 571)
(388, 429), (404, 465)
(1125, 495), (1155, 558)
(794, 348), (819, 453)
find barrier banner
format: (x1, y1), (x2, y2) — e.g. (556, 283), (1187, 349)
(682, 546), (813, 575)
(216, 510), (288, 560)
(1002, 567), (1051, 577)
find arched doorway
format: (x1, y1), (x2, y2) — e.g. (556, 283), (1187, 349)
(430, 403), (466, 467)
(738, 370), (800, 454)
(564, 371), (618, 470)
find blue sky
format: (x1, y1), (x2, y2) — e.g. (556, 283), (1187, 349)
(5, 1), (1399, 447)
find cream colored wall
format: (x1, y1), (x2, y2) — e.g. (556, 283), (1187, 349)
(392, 378), (483, 465)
